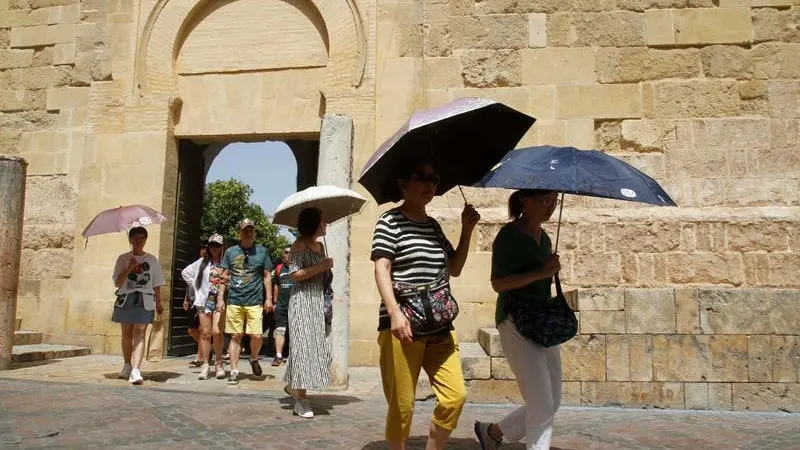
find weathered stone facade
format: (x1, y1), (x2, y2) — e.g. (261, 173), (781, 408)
(1, 0), (798, 410)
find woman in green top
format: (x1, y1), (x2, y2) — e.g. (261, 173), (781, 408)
(474, 189), (562, 450)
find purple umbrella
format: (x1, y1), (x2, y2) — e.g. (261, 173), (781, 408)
(358, 97), (536, 205)
(81, 204), (167, 240)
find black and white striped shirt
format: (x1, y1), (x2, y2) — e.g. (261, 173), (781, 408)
(371, 208), (455, 330)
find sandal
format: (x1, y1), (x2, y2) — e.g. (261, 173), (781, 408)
(188, 359), (203, 368)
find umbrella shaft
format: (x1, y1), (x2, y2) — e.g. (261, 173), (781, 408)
(554, 193), (565, 254)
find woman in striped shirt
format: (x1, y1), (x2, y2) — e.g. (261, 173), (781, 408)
(372, 161), (480, 450)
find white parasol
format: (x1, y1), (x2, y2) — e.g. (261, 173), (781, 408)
(272, 185), (368, 228)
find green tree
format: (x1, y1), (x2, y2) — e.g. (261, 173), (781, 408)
(201, 179), (291, 262)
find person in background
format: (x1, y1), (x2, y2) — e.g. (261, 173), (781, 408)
(112, 226), (165, 385)
(282, 208), (332, 419)
(217, 219), (273, 385)
(182, 233), (228, 380)
(184, 240), (208, 368)
(271, 246), (293, 366)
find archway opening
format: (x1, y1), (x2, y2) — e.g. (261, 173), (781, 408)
(168, 138), (319, 356)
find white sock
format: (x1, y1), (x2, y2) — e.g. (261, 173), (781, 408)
(130, 368), (141, 377)
(276, 353), (282, 359)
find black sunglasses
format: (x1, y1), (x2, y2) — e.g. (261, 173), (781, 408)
(410, 172), (441, 184)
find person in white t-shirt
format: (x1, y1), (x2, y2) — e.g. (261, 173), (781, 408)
(111, 226), (165, 385)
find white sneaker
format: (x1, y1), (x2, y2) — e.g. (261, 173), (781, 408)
(118, 363), (132, 379)
(293, 399), (314, 419)
(284, 384), (299, 400)
(215, 363), (226, 379)
(128, 368), (144, 385)
(198, 364), (210, 380)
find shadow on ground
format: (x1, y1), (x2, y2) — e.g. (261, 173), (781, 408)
(102, 371), (183, 382)
(278, 394), (363, 416)
(361, 437), (528, 449)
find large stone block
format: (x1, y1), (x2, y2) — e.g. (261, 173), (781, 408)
(548, 11), (645, 47)
(0, 49), (33, 69)
(46, 86), (90, 111)
(24, 174), (77, 224)
(450, 14), (527, 50)
(460, 50), (520, 88)
(605, 335), (631, 381)
(581, 382), (685, 409)
(702, 43), (800, 80)
(766, 254), (800, 288)
(578, 288), (623, 311)
(732, 383), (800, 412)
(466, 380), (522, 403)
(746, 335), (772, 382)
(646, 8), (753, 46)
(644, 81), (765, 118)
(21, 248), (73, 280)
(528, 13), (546, 47)
(461, 342), (491, 380)
(653, 335), (748, 382)
(562, 334), (606, 381)
(685, 383), (709, 410)
(710, 383), (733, 410)
(771, 336), (798, 382)
(769, 81), (800, 118)
(727, 222), (790, 252)
(606, 223), (681, 253)
(753, 6), (800, 43)
(0, 89), (45, 112)
(521, 47), (596, 85)
(11, 24), (76, 48)
(698, 288), (800, 335)
(667, 253), (744, 285)
(620, 119), (676, 153)
(580, 311), (625, 334)
(491, 357), (515, 380)
(666, 119), (768, 180)
(478, 327), (503, 357)
(557, 84), (642, 119)
(574, 252), (621, 286)
(597, 48), (701, 83)
(625, 289), (675, 333)
(0, 66), (71, 90)
(675, 288), (701, 334)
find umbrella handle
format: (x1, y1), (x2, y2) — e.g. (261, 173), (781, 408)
(458, 185), (468, 205)
(554, 192), (565, 254)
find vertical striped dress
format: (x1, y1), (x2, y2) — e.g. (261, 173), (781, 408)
(283, 245), (331, 390)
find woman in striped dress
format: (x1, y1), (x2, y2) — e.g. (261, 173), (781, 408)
(372, 160), (481, 450)
(283, 207), (333, 419)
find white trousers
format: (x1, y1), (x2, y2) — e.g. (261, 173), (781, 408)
(497, 319), (562, 450)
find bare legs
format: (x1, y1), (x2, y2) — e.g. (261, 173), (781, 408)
(130, 324), (147, 369)
(120, 324), (133, 364)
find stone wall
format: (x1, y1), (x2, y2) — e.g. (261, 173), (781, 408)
(1, 0), (798, 410)
(348, 0), (800, 411)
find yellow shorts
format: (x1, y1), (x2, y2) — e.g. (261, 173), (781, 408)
(225, 304), (263, 335)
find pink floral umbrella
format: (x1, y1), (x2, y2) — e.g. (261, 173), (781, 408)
(81, 204), (167, 241)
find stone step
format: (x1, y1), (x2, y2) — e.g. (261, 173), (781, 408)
(478, 328), (503, 357)
(12, 344), (91, 363)
(14, 330), (43, 346)
(15, 318), (21, 331)
(461, 342), (491, 380)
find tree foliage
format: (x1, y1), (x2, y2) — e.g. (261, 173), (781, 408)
(201, 179), (291, 262)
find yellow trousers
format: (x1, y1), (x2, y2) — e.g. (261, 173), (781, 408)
(378, 329), (467, 442)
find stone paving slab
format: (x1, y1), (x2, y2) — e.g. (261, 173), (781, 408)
(1, 364), (799, 449)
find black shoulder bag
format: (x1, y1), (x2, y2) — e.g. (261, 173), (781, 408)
(505, 274), (577, 348)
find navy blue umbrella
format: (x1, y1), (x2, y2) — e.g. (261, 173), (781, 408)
(474, 145), (676, 250)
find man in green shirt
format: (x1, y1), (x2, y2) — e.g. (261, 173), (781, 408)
(218, 218), (273, 385)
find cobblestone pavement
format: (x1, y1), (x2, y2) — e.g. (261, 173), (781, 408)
(1, 356), (799, 449)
